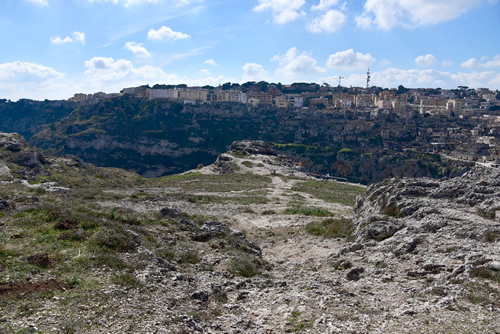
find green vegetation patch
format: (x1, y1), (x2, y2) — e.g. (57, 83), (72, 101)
(291, 180), (365, 207)
(158, 172), (271, 193)
(228, 257), (261, 278)
(285, 205), (332, 217)
(470, 266), (500, 283)
(305, 218), (354, 239)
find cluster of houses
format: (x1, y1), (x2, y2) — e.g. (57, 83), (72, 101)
(71, 84), (499, 117)
(68, 83), (500, 166)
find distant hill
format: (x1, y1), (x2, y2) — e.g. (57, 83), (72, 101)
(0, 99), (77, 139)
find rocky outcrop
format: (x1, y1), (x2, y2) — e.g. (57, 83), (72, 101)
(0, 132), (46, 179)
(229, 140), (277, 156)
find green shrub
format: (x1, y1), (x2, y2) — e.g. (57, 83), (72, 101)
(229, 257), (260, 278)
(111, 273), (141, 288)
(470, 266), (500, 283)
(482, 230), (500, 243)
(305, 218), (354, 239)
(285, 205), (331, 217)
(93, 229), (136, 252)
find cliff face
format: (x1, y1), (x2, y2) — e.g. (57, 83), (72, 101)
(0, 132), (46, 179)
(28, 96), (466, 182)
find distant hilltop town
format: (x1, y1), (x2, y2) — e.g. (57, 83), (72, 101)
(69, 82), (500, 116)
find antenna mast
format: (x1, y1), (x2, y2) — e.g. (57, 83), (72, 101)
(366, 67), (371, 89)
(338, 76), (344, 87)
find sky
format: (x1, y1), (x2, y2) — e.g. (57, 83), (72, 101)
(1, 0), (499, 101)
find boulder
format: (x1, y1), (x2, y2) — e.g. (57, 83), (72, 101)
(363, 221), (399, 241)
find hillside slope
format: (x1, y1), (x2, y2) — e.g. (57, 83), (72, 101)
(1, 135), (498, 333)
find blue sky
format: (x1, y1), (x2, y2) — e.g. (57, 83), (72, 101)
(1, 0), (499, 100)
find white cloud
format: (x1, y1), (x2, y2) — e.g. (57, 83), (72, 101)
(148, 26), (190, 41)
(461, 55), (500, 69)
(355, 14), (372, 29)
(326, 49), (375, 71)
(242, 63), (269, 81)
(72, 32), (86, 44)
(83, 56), (227, 92)
(200, 69), (211, 75)
(0, 61), (63, 81)
(204, 59), (218, 66)
(50, 31), (86, 45)
(342, 68), (500, 89)
(25, 0), (48, 5)
(253, 0), (306, 24)
(311, 0), (339, 11)
(0, 61), (65, 101)
(356, 0), (482, 30)
(415, 54), (436, 67)
(306, 9), (346, 33)
(271, 47), (326, 80)
(124, 42), (151, 58)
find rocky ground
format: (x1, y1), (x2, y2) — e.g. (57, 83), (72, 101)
(1, 135), (499, 333)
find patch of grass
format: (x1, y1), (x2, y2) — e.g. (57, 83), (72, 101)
(291, 180), (365, 207)
(158, 172), (271, 193)
(287, 310), (314, 332)
(111, 273), (141, 288)
(178, 250), (200, 264)
(241, 161), (254, 168)
(305, 218), (354, 239)
(476, 207), (498, 219)
(482, 230), (500, 243)
(470, 266), (500, 283)
(228, 257), (260, 278)
(285, 205), (332, 217)
(157, 247), (176, 261)
(92, 228), (136, 252)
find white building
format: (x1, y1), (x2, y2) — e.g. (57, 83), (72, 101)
(340, 99), (352, 108)
(147, 88), (178, 100)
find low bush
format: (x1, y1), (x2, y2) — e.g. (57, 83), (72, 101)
(305, 218), (354, 239)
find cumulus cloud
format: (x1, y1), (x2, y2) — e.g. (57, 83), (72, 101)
(0, 61), (66, 101)
(272, 47), (326, 80)
(342, 67), (500, 89)
(415, 54), (437, 67)
(311, 0), (339, 11)
(356, 0), (482, 30)
(326, 49), (375, 71)
(306, 9), (345, 33)
(83, 56), (227, 92)
(0, 61), (63, 81)
(204, 59), (218, 66)
(461, 55), (500, 69)
(50, 31), (86, 45)
(200, 69), (211, 75)
(124, 42), (150, 58)
(253, 0), (306, 24)
(242, 63), (269, 81)
(148, 26), (190, 41)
